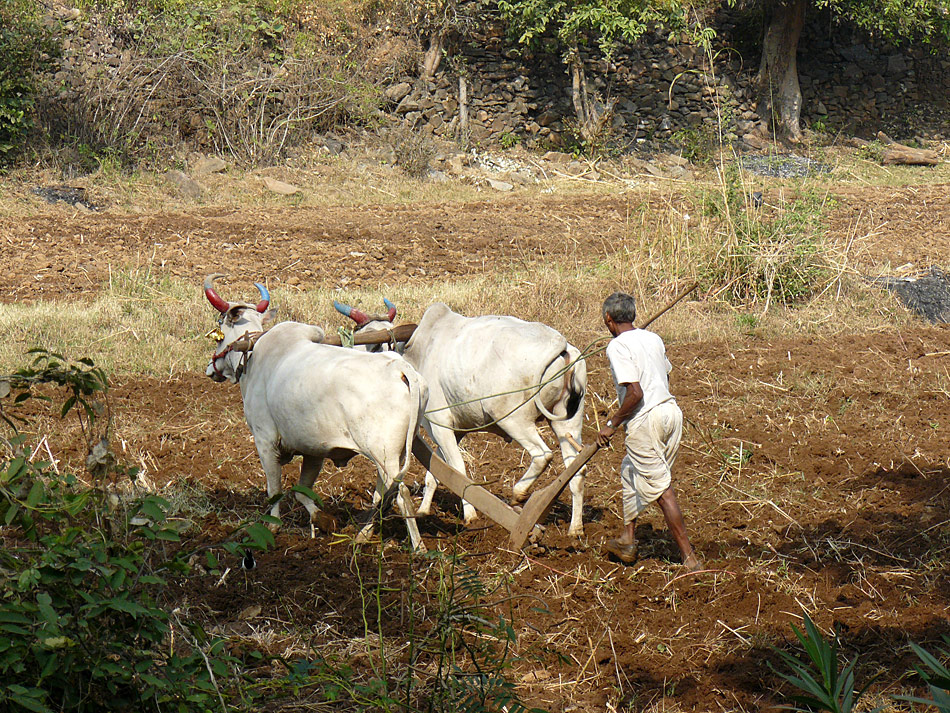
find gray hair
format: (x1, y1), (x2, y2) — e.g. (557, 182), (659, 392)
(602, 292), (637, 323)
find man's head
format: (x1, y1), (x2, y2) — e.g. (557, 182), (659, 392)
(602, 292), (637, 336)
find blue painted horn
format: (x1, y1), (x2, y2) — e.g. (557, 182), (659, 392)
(383, 298), (397, 322)
(253, 283), (270, 312)
(334, 300), (369, 326)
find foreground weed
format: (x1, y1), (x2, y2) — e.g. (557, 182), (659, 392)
(0, 350), (275, 712)
(896, 637), (950, 712)
(770, 611), (876, 713)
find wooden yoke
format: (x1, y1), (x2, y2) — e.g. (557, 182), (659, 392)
(320, 323), (417, 347)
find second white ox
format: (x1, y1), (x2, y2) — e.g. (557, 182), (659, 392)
(337, 301), (588, 536)
(204, 276), (428, 550)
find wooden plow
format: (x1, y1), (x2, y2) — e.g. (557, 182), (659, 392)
(322, 283), (698, 550)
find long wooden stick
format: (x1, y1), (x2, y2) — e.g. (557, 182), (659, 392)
(640, 282), (698, 329)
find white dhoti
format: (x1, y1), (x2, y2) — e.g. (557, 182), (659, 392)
(620, 400), (682, 523)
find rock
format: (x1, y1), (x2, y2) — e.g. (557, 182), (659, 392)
(542, 150), (572, 164)
(385, 82), (412, 102)
(324, 136), (345, 155)
(742, 133), (769, 150)
(262, 177), (300, 195)
(644, 162), (666, 178)
(193, 156), (227, 175)
(165, 170), (203, 199)
(487, 178), (513, 192)
(426, 169), (448, 182)
(446, 155), (466, 175)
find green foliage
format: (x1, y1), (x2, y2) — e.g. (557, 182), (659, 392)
(0, 350), (274, 712)
(419, 551), (542, 713)
(500, 130), (521, 149)
(813, 0), (950, 45)
(896, 637), (950, 712)
(670, 123), (720, 164)
(770, 611), (877, 713)
(0, 2), (58, 160)
(703, 163), (831, 308)
(496, 0), (689, 60)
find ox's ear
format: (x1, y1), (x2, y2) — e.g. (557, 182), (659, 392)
(261, 307), (278, 325)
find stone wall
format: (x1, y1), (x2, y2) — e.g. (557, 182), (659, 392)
(41, 3), (950, 157)
(388, 12), (950, 149)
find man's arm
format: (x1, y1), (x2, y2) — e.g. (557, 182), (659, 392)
(596, 382), (643, 447)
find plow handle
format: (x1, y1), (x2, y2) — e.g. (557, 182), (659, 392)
(509, 443), (600, 550)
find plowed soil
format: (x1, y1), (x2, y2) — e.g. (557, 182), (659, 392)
(4, 182), (950, 712)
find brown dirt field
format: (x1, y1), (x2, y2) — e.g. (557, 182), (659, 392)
(3, 182), (949, 711)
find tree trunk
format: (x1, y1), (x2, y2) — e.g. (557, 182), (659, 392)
(458, 75), (469, 134)
(756, 0), (806, 143)
(570, 49), (602, 142)
(421, 33), (443, 83)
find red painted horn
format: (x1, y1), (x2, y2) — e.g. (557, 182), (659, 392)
(204, 274), (229, 313)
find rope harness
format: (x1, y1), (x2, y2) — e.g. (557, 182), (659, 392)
(209, 330), (264, 382)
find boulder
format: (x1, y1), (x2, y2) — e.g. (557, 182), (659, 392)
(385, 82), (412, 102)
(193, 156), (227, 175)
(165, 170), (203, 199)
(262, 177), (300, 195)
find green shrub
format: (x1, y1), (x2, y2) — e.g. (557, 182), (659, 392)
(671, 124), (720, 165)
(0, 2), (58, 160)
(0, 350), (275, 712)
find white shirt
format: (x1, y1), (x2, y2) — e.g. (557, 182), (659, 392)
(605, 328), (674, 424)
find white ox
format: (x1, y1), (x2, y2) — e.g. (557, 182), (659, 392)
(336, 301), (588, 536)
(204, 276), (428, 550)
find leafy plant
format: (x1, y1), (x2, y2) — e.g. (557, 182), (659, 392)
(896, 637), (950, 712)
(0, 1), (58, 160)
(0, 349), (274, 712)
(769, 611), (877, 713)
(671, 124), (720, 165)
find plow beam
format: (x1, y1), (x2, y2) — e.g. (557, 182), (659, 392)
(411, 437), (600, 551)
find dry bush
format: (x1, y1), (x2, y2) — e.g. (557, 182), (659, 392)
(38, 1), (419, 166)
(390, 124), (437, 178)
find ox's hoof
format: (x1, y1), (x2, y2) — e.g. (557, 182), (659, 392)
(416, 503), (433, 517)
(568, 527), (585, 538)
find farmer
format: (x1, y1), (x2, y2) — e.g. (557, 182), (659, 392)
(596, 292), (702, 572)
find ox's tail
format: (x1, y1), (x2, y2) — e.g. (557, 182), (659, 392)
(533, 346), (586, 422)
(398, 366), (428, 479)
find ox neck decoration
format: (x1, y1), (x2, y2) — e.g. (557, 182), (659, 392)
(210, 330), (263, 383)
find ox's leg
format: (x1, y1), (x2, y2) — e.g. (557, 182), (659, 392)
(254, 440), (285, 528)
(551, 418), (586, 537)
(296, 456), (337, 533)
(357, 469), (425, 552)
(508, 421), (555, 506)
(419, 425), (478, 525)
